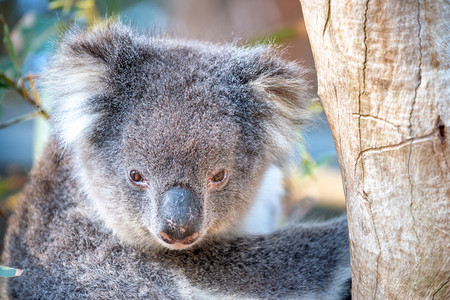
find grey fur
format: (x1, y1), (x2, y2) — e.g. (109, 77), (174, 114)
(1, 23), (350, 299)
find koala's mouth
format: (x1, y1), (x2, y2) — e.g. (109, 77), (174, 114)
(158, 231), (200, 250)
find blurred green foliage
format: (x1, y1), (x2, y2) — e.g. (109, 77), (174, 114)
(0, 0), (108, 220)
(0, 0), (130, 122)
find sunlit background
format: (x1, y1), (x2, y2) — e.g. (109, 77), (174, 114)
(0, 0), (345, 251)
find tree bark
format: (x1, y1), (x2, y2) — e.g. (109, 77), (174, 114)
(299, 0), (449, 299)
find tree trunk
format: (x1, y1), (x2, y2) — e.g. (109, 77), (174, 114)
(299, 0), (449, 299)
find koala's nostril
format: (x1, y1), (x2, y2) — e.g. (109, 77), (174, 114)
(180, 232), (199, 245)
(159, 232), (175, 244)
(159, 231), (199, 245)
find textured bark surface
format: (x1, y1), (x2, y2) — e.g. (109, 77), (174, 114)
(299, 0), (449, 299)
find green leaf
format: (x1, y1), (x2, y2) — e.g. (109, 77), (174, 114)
(0, 78), (7, 88)
(0, 56), (14, 76)
(1, 17), (21, 75)
(0, 73), (14, 88)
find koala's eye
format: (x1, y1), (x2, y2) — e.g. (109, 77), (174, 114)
(212, 171), (225, 182)
(129, 170), (149, 188)
(210, 169), (227, 186)
(129, 170), (143, 182)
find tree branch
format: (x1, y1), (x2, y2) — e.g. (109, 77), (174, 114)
(0, 73), (49, 120)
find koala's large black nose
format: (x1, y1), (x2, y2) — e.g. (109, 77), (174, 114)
(158, 187), (202, 245)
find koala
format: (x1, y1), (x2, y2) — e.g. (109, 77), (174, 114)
(1, 23), (351, 299)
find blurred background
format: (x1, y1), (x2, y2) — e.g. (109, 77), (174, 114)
(0, 0), (345, 251)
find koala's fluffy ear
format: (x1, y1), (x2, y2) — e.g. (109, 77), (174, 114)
(249, 50), (313, 162)
(41, 22), (133, 148)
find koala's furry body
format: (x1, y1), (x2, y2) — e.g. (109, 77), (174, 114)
(1, 23), (351, 299)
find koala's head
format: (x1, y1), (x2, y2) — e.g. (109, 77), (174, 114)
(41, 23), (311, 250)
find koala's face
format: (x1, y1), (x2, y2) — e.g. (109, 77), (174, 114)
(42, 23), (310, 250)
(117, 94), (262, 250)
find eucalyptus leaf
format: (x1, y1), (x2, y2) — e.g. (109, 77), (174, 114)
(0, 78), (7, 88)
(0, 56), (14, 75)
(1, 19), (21, 75)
